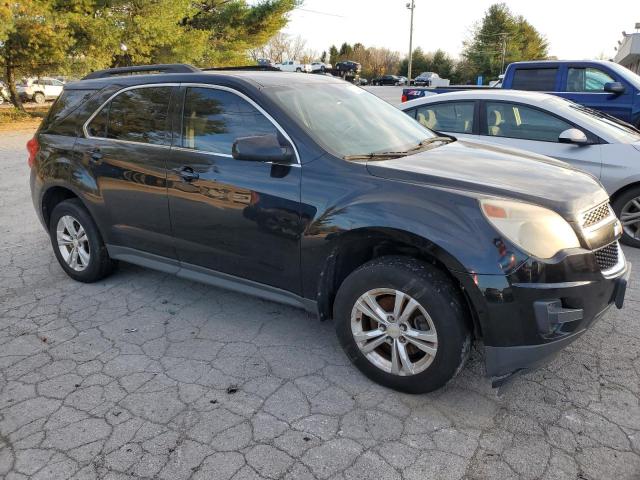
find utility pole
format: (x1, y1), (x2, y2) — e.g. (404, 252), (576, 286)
(406, 1), (415, 83)
(499, 33), (507, 75)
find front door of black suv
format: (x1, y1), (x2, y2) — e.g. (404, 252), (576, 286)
(77, 84), (177, 259)
(166, 85), (302, 292)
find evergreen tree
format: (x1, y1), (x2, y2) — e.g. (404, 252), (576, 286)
(462, 3), (548, 82)
(328, 45), (339, 65)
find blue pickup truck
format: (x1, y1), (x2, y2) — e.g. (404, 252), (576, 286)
(402, 60), (640, 128)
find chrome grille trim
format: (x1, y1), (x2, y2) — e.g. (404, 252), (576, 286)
(581, 202), (614, 229)
(595, 241), (626, 279)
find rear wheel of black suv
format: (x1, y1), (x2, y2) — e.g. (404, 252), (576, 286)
(49, 199), (117, 282)
(333, 256), (471, 394)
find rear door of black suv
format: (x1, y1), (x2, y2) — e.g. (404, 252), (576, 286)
(74, 84), (178, 259)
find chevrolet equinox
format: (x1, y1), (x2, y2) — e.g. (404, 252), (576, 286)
(29, 64), (630, 393)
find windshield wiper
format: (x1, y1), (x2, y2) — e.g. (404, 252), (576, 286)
(403, 136), (453, 152)
(343, 137), (453, 161)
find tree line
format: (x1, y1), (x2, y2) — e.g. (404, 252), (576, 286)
(328, 3), (548, 83)
(0, 0), (298, 110)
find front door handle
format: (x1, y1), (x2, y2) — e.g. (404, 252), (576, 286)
(176, 166), (199, 182)
(89, 149), (103, 163)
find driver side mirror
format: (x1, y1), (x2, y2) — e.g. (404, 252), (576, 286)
(232, 134), (294, 163)
(604, 81), (625, 95)
(558, 128), (590, 146)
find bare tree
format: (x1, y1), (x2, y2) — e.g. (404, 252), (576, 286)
(250, 32), (309, 63)
(367, 48), (401, 77)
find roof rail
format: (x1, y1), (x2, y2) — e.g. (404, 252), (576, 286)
(202, 65), (281, 72)
(82, 63), (200, 80)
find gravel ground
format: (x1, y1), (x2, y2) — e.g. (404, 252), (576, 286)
(1, 129), (639, 479)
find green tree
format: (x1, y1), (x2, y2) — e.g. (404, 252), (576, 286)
(185, 0), (298, 66)
(0, 1), (11, 44)
(328, 45), (339, 64)
(1, 0), (297, 109)
(338, 42), (352, 57)
(0, 0), (73, 110)
(462, 3), (548, 82)
(398, 48), (455, 79)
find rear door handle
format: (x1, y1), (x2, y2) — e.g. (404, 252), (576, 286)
(175, 166), (199, 182)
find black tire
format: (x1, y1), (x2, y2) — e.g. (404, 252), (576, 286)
(333, 256), (471, 394)
(49, 198), (116, 282)
(33, 92), (45, 104)
(612, 186), (640, 248)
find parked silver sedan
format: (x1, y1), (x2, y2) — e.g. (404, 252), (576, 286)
(401, 90), (640, 246)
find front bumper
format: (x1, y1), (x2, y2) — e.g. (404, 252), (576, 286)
(462, 250), (631, 381)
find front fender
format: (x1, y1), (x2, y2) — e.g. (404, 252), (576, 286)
(299, 155), (528, 300)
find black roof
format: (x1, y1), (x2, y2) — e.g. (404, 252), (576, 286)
(66, 65), (345, 91)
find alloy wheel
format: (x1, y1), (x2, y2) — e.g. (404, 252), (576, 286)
(620, 196), (640, 240)
(351, 288), (438, 376)
(56, 215), (90, 271)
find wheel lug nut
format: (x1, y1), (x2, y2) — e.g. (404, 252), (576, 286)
(379, 325), (386, 332)
(400, 324), (407, 332)
(399, 337), (407, 343)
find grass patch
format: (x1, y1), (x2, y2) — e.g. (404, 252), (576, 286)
(0, 105), (50, 130)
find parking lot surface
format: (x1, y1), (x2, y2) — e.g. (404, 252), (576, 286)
(362, 86), (405, 104)
(1, 129), (639, 479)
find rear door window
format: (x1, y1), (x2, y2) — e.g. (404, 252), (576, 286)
(87, 86), (173, 145)
(511, 68), (558, 91)
(485, 101), (572, 142)
(181, 87), (279, 154)
(415, 102), (475, 133)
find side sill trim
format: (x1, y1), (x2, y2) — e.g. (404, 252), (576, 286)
(511, 280), (593, 289)
(107, 245), (317, 314)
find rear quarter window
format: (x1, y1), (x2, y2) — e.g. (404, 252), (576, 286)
(40, 89), (97, 135)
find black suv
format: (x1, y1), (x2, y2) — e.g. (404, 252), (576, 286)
(30, 63), (630, 393)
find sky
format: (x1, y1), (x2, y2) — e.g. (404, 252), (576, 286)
(281, 0), (639, 61)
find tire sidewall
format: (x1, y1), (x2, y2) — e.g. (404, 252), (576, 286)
(333, 258), (469, 393)
(613, 188), (640, 248)
(49, 200), (105, 282)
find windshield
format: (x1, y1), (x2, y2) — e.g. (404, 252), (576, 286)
(264, 83), (437, 158)
(551, 97), (640, 143)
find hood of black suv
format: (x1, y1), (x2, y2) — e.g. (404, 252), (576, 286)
(366, 139), (608, 216)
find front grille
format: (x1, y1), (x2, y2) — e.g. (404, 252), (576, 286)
(582, 203), (612, 228)
(594, 241), (619, 271)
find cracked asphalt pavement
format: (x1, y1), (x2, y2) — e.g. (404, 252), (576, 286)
(1, 129), (640, 479)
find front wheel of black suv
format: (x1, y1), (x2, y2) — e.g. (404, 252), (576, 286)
(613, 186), (640, 248)
(333, 256), (471, 393)
(49, 199), (117, 282)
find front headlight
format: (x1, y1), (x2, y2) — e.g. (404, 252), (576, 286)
(480, 199), (580, 259)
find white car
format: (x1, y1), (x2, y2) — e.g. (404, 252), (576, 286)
(310, 62), (332, 72)
(401, 89), (640, 247)
(275, 60), (312, 73)
(17, 77), (65, 104)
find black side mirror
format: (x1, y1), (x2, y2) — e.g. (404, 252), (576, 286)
(232, 134), (294, 163)
(604, 81), (625, 95)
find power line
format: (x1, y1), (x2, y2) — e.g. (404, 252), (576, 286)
(294, 7), (346, 18)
